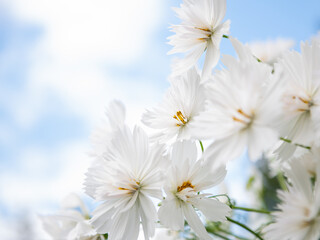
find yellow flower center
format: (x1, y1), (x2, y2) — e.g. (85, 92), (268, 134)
(292, 96), (313, 112)
(118, 180), (141, 193)
(173, 111), (188, 127)
(177, 181), (194, 192)
(232, 109), (253, 126)
(194, 27), (212, 41)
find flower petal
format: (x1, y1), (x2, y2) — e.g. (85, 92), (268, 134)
(202, 40), (219, 79)
(158, 199), (184, 231)
(194, 198), (230, 222)
(139, 194), (157, 239)
(182, 203), (211, 240)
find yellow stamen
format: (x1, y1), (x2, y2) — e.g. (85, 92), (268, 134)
(194, 27), (211, 32)
(291, 95), (313, 111)
(118, 180), (140, 191)
(177, 111), (187, 124)
(177, 181), (194, 192)
(194, 27), (212, 41)
(173, 111), (188, 126)
(298, 97), (310, 104)
(237, 109), (251, 119)
(232, 116), (246, 123)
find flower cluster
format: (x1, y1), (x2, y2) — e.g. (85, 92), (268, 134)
(41, 0), (320, 239)
(83, 101), (231, 239)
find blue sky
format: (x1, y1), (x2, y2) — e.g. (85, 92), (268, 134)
(0, 0), (319, 238)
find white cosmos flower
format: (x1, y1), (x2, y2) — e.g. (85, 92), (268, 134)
(287, 145), (320, 178)
(248, 38), (295, 64)
(158, 140), (230, 240)
(85, 100), (127, 198)
(90, 100), (126, 158)
(40, 193), (102, 240)
(142, 67), (207, 144)
(264, 157), (320, 240)
(192, 38), (282, 161)
(277, 40), (320, 147)
(84, 125), (166, 240)
(168, 0), (230, 77)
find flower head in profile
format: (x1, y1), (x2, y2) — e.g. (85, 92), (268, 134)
(293, 146), (320, 177)
(142, 67), (207, 144)
(277, 40), (320, 147)
(192, 38), (282, 161)
(168, 0), (230, 77)
(248, 38), (295, 64)
(265, 156), (320, 240)
(40, 193), (103, 240)
(84, 125), (166, 240)
(90, 100), (126, 158)
(158, 140), (230, 240)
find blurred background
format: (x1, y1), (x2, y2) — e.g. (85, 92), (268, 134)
(0, 0), (319, 239)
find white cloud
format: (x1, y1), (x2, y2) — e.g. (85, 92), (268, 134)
(6, 0), (164, 64)
(0, 141), (89, 213)
(1, 0), (168, 129)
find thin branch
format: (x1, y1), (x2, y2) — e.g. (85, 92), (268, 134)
(226, 217), (264, 240)
(218, 228), (250, 240)
(231, 206), (271, 214)
(280, 137), (311, 150)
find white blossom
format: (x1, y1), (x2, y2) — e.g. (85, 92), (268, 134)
(40, 193), (102, 240)
(142, 67), (206, 144)
(289, 145), (320, 177)
(248, 38), (295, 64)
(276, 40), (320, 147)
(192, 38), (282, 161)
(84, 125), (166, 240)
(168, 0), (230, 77)
(90, 100), (126, 158)
(265, 157), (320, 240)
(158, 140), (230, 240)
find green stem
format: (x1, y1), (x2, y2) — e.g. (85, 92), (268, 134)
(255, 221), (274, 234)
(199, 140), (204, 153)
(218, 228), (249, 240)
(280, 137), (311, 150)
(206, 226), (230, 240)
(231, 206), (270, 214)
(209, 194), (270, 215)
(226, 217), (264, 240)
(211, 232), (230, 240)
(280, 137), (291, 143)
(276, 172), (288, 191)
